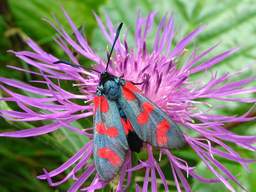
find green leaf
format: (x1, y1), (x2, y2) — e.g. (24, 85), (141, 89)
(8, 0), (104, 44)
(192, 159), (256, 191)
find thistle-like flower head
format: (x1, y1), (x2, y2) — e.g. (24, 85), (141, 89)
(0, 10), (255, 192)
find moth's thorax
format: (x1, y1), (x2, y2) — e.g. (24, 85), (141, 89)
(97, 72), (124, 100)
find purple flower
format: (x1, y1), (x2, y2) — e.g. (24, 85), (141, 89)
(0, 10), (256, 192)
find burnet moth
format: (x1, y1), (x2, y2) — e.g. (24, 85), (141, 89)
(55, 23), (185, 181)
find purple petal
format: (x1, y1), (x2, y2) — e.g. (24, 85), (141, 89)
(142, 168), (150, 192)
(0, 122), (63, 138)
(191, 48), (238, 73)
(38, 142), (92, 179)
(154, 159), (169, 191)
(169, 26), (205, 58)
(170, 162), (182, 192)
(67, 165), (95, 192)
(150, 168), (157, 192)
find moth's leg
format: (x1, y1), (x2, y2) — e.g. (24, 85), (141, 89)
(131, 81), (145, 85)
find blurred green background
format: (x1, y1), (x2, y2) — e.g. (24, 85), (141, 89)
(0, 0), (256, 191)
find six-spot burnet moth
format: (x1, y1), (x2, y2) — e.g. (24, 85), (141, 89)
(55, 22), (185, 181)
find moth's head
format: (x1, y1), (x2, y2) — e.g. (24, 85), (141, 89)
(99, 72), (115, 86)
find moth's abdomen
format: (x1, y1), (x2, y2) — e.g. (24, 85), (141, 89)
(118, 101), (143, 153)
(103, 80), (121, 100)
(120, 117), (143, 153)
(127, 131), (143, 153)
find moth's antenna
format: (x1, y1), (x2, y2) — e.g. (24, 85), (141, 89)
(54, 23), (123, 74)
(105, 22), (123, 72)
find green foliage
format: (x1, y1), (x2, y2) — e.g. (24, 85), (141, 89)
(0, 0), (255, 191)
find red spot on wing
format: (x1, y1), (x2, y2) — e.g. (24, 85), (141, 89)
(122, 81), (142, 100)
(121, 118), (133, 135)
(100, 96), (109, 113)
(98, 148), (122, 167)
(142, 102), (154, 113)
(96, 123), (119, 138)
(137, 112), (149, 124)
(94, 96), (109, 113)
(124, 82), (140, 92)
(93, 96), (100, 114)
(156, 119), (171, 146)
(106, 127), (119, 137)
(123, 88), (136, 100)
(96, 123), (106, 134)
(137, 102), (154, 125)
